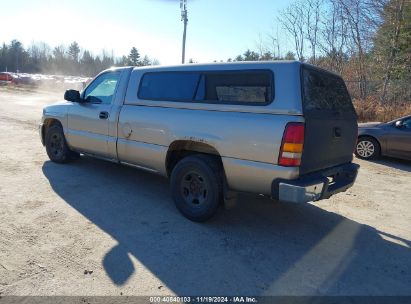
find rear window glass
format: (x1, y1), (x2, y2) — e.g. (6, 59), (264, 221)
(139, 72), (200, 101)
(302, 66), (355, 113)
(200, 71), (273, 104)
(138, 70), (273, 104)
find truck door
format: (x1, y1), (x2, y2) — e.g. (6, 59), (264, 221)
(66, 71), (121, 157)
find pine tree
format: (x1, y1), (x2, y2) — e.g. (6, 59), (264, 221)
(68, 41), (80, 63)
(243, 49), (260, 61)
(284, 51), (296, 60)
(128, 47), (140, 66)
(372, 0), (410, 102)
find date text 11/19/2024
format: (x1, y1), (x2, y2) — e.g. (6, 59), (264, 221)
(149, 296), (258, 303)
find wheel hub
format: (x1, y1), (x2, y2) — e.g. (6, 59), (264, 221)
(357, 140), (375, 158)
(50, 134), (63, 156)
(181, 171), (207, 205)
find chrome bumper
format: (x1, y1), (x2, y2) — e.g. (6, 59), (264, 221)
(272, 163), (359, 204)
(278, 181), (324, 203)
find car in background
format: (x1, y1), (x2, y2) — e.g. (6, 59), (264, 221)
(13, 75), (37, 86)
(0, 72), (17, 84)
(0, 72), (36, 85)
(355, 115), (411, 161)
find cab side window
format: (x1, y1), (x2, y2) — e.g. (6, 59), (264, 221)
(84, 71), (121, 104)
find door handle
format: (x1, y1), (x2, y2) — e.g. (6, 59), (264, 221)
(99, 111), (109, 119)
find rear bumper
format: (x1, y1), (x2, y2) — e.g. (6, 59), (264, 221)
(271, 162), (359, 203)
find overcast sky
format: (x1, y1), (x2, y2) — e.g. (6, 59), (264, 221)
(1, 0), (295, 65)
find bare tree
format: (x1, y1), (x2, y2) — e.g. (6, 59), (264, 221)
(256, 33), (266, 59)
(305, 0), (322, 64)
(319, 0), (349, 74)
(337, 0), (383, 99)
(278, 1), (305, 61)
(266, 26), (282, 59)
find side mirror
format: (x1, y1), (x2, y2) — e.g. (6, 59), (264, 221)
(64, 90), (82, 102)
(395, 120), (403, 128)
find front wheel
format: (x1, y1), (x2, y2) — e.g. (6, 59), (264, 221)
(170, 155), (223, 222)
(45, 125), (75, 163)
(355, 137), (380, 160)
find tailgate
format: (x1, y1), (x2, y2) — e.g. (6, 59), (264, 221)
(299, 65), (357, 175)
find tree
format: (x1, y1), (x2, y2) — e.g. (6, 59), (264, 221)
(9, 40), (28, 72)
(373, 0), (409, 102)
(284, 51), (296, 60)
(117, 55), (129, 66)
(141, 55), (151, 66)
(0, 39), (157, 76)
(243, 49), (260, 61)
(319, 0), (349, 74)
(337, 0), (383, 99)
(260, 52), (274, 60)
(305, 0), (322, 64)
(151, 58), (160, 66)
(234, 55), (244, 61)
(128, 47), (140, 66)
(53, 45), (65, 61)
(80, 50), (95, 76)
(0, 43), (9, 71)
(68, 41), (80, 63)
(278, 1), (305, 61)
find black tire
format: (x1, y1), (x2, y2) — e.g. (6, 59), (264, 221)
(355, 137), (380, 160)
(69, 151), (81, 160)
(45, 124), (73, 163)
(170, 154), (223, 222)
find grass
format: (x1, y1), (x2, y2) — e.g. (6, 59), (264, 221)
(353, 97), (411, 122)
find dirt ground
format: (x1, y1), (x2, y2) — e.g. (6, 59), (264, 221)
(0, 88), (410, 296)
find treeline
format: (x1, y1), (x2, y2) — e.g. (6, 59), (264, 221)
(227, 0), (410, 105)
(0, 41), (159, 77)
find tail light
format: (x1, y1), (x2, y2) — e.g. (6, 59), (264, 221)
(278, 122), (305, 166)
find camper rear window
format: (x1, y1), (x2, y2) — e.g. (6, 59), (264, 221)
(302, 66), (355, 114)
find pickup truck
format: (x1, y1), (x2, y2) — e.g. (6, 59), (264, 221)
(40, 61), (359, 221)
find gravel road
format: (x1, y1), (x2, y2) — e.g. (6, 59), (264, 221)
(0, 88), (410, 296)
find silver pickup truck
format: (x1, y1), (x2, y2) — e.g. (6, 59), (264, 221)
(40, 61), (359, 221)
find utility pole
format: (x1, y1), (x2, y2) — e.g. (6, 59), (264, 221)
(180, 0), (188, 64)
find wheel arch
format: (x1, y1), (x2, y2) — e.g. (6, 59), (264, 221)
(42, 118), (64, 145)
(165, 140), (224, 177)
(357, 134), (383, 156)
(358, 134), (382, 148)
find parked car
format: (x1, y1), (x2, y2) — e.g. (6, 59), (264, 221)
(39, 62), (359, 221)
(14, 75), (37, 86)
(356, 115), (411, 161)
(0, 72), (16, 84)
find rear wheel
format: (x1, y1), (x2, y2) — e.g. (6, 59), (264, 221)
(170, 155), (223, 222)
(45, 125), (75, 163)
(355, 137), (380, 160)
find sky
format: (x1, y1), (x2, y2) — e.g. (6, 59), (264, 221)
(0, 0), (295, 65)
